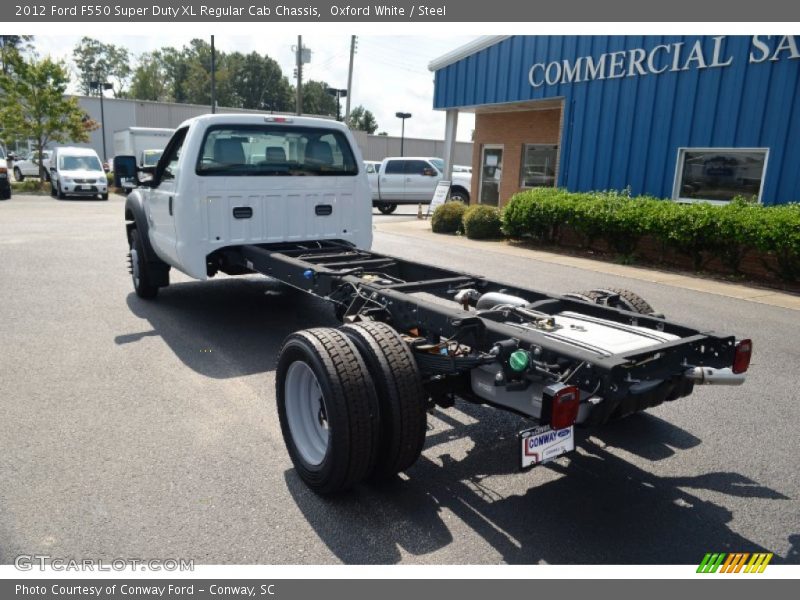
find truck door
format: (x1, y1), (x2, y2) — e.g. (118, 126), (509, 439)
(403, 159), (438, 202)
(146, 127), (187, 266)
(379, 159), (406, 201)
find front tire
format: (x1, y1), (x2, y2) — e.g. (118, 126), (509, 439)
(341, 321), (428, 480)
(276, 328), (379, 495)
(13, 167), (24, 182)
(56, 181), (65, 200)
(101, 193), (109, 201)
(377, 203), (397, 215)
(128, 228), (159, 299)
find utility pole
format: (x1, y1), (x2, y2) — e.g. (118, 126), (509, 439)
(296, 35), (303, 116)
(345, 35), (356, 123)
(210, 35), (216, 113)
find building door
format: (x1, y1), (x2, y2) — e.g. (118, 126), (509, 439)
(479, 145), (503, 206)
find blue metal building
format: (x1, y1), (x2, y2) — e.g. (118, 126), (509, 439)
(430, 35), (800, 206)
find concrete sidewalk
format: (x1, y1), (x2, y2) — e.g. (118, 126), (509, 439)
(375, 218), (800, 312)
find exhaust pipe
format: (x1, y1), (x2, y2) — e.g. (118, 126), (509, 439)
(685, 366), (745, 386)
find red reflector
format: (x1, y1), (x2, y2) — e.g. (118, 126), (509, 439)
(551, 385), (581, 430)
(732, 339), (752, 374)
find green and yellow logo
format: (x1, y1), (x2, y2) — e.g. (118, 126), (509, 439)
(697, 552), (773, 573)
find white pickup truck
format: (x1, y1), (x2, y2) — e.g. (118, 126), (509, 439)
(370, 156), (472, 214)
(120, 113), (751, 496)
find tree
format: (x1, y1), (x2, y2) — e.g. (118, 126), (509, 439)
(301, 80), (338, 117)
(346, 105), (379, 134)
(228, 51), (294, 111)
(127, 40), (295, 112)
(72, 36), (131, 97)
(0, 54), (98, 178)
(128, 50), (171, 102)
(0, 35), (33, 75)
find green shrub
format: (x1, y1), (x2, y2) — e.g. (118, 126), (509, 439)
(463, 204), (502, 239)
(431, 201), (467, 234)
(749, 204), (800, 281)
(11, 180), (49, 193)
(502, 188), (800, 282)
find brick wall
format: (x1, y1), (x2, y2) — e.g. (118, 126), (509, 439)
(471, 105), (563, 206)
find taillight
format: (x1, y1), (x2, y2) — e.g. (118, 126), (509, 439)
(544, 384), (581, 430)
(732, 339), (752, 374)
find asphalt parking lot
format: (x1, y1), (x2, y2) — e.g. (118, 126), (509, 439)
(1, 193), (798, 565)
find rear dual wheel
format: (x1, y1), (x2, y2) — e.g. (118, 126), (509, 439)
(276, 323), (427, 494)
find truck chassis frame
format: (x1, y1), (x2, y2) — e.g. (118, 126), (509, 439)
(210, 239), (739, 427)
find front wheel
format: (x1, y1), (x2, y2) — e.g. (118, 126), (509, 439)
(128, 228), (159, 299)
(56, 181), (65, 200)
(13, 167), (24, 182)
(101, 193), (109, 201)
(377, 203), (397, 215)
(276, 328), (379, 495)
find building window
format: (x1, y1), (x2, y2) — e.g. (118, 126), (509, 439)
(674, 148), (768, 203)
(520, 144), (558, 188)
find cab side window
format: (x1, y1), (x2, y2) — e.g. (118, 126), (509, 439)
(404, 160), (429, 176)
(384, 160), (404, 175)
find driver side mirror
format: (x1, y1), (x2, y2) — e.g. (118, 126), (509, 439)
(113, 155), (152, 188)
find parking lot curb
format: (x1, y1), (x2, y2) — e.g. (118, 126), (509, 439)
(375, 218), (800, 312)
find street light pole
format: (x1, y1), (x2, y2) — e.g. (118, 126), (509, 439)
(90, 80), (113, 162)
(395, 112), (411, 157)
(327, 88), (348, 122)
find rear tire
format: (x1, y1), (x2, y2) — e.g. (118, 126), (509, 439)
(566, 288), (655, 315)
(341, 321), (428, 480)
(129, 228), (159, 299)
(276, 328), (380, 495)
(377, 203), (397, 215)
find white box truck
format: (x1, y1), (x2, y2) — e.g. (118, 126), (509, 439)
(113, 127), (174, 168)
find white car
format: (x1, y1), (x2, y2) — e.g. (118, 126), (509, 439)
(13, 150), (52, 181)
(49, 147), (109, 200)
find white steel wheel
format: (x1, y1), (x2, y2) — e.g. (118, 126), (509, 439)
(275, 328), (380, 495)
(284, 360), (330, 467)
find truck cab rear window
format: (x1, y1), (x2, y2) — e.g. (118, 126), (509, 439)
(196, 125), (358, 176)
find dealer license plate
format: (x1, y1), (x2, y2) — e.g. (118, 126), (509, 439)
(519, 424), (574, 469)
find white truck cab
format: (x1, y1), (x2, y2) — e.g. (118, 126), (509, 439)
(124, 114), (372, 294)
